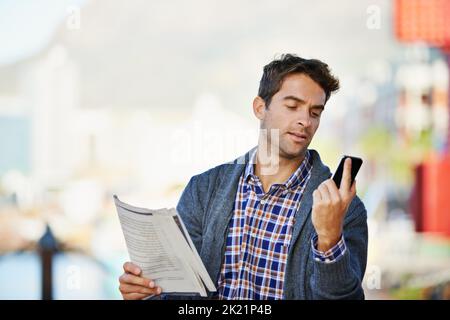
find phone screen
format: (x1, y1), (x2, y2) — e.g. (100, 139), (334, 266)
(332, 156), (363, 189)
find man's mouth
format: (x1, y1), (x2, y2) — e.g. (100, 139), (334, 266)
(287, 132), (308, 143)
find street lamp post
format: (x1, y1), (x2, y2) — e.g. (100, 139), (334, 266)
(38, 224), (59, 300)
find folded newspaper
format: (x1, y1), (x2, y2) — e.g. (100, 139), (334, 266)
(113, 195), (216, 297)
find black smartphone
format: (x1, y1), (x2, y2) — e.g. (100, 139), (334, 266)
(332, 155), (363, 189)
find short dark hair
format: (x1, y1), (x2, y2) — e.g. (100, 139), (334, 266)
(258, 54), (340, 107)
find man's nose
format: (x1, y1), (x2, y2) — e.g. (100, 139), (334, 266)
(296, 110), (312, 128)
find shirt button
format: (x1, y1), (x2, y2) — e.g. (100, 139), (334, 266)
(260, 199), (266, 205)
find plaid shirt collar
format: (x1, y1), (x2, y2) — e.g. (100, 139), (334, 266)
(244, 148), (312, 191)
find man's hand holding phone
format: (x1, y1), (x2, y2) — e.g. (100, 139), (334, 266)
(311, 157), (359, 252)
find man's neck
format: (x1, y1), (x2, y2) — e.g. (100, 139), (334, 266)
(254, 146), (306, 193)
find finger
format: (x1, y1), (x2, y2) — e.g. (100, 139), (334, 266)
(123, 262), (141, 276)
(312, 189), (321, 204)
(350, 179), (357, 196)
(123, 292), (152, 300)
(119, 283), (161, 295)
(340, 158), (352, 192)
(324, 179), (341, 203)
(119, 273), (154, 288)
(318, 183), (331, 203)
(342, 180), (357, 206)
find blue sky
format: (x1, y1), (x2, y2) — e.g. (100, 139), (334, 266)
(0, 0), (87, 65)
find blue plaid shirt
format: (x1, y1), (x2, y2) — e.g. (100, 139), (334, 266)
(216, 149), (347, 299)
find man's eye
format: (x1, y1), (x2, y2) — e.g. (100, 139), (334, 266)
(311, 112), (320, 118)
(286, 105), (296, 109)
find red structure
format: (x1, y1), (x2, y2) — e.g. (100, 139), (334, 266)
(422, 154), (450, 236)
(395, 0), (450, 51)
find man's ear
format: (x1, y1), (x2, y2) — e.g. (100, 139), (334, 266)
(253, 96), (266, 120)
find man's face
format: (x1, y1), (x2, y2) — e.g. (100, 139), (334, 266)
(255, 73), (326, 160)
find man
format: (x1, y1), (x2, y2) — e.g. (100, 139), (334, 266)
(119, 54), (368, 300)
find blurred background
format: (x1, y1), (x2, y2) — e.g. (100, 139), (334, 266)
(0, 0), (449, 300)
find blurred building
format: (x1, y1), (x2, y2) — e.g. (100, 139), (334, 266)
(0, 0), (257, 210)
(394, 0), (450, 238)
